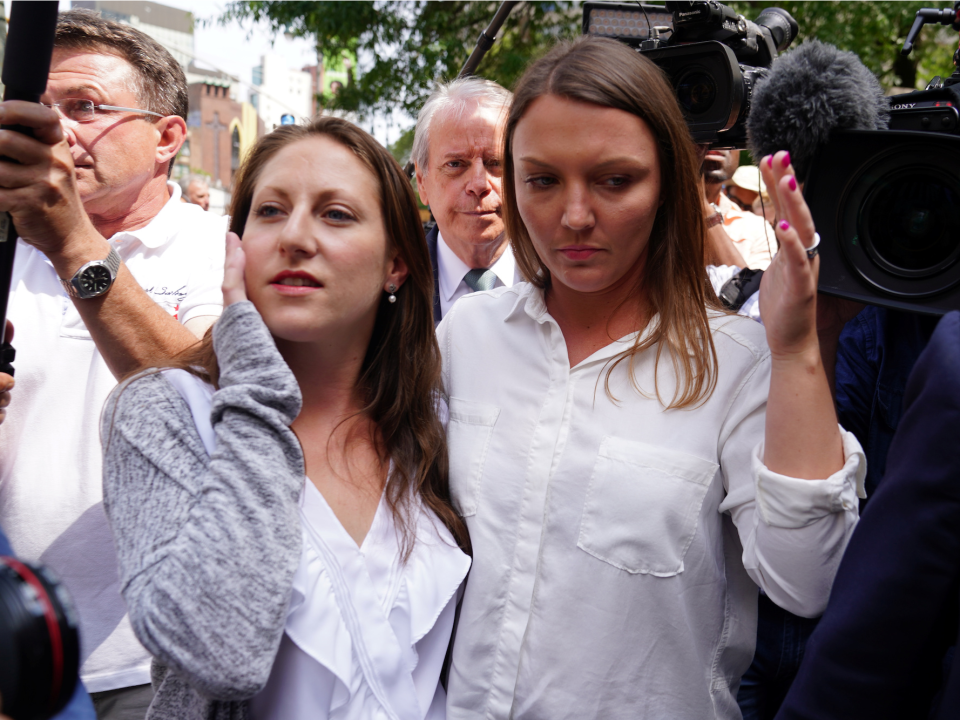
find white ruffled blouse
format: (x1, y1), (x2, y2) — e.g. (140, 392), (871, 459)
(163, 369), (471, 720)
(249, 478), (470, 720)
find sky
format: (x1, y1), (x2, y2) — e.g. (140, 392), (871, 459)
(4, 0), (409, 146)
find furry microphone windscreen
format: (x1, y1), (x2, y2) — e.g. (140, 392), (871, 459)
(746, 39), (890, 179)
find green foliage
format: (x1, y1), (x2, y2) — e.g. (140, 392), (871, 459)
(389, 126), (416, 165)
(221, 1), (580, 120)
(727, 1), (958, 90)
(221, 1), (960, 120)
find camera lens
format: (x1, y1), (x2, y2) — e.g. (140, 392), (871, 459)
(861, 169), (960, 277)
(0, 557), (80, 720)
(676, 69), (717, 115)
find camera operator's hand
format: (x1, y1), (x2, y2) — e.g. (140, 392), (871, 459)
(0, 101), (101, 264)
(222, 232), (247, 306)
(0, 321), (15, 426)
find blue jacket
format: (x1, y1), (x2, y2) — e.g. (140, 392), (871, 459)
(776, 311), (960, 720)
(836, 306), (938, 502)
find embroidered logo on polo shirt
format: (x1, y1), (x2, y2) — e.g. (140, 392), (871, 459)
(144, 285), (188, 302)
(145, 285), (188, 317)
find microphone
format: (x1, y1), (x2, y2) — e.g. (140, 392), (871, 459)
(0, 1), (60, 374)
(746, 39), (890, 180)
(3, 2), (58, 107)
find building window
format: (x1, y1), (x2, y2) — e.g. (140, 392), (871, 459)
(231, 127), (241, 171)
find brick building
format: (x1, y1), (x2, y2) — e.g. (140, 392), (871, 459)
(182, 78), (263, 192)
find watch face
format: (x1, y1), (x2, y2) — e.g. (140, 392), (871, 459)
(79, 265), (112, 295)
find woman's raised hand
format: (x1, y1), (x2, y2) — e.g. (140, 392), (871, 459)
(757, 150), (844, 479)
(757, 151), (819, 361)
(222, 231), (248, 306)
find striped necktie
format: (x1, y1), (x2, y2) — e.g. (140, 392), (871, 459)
(463, 268), (498, 293)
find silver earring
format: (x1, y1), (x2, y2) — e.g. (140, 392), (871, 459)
(387, 283), (397, 304)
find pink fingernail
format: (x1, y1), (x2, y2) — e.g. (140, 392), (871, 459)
(766, 155), (774, 168)
(788, 176), (797, 192)
(781, 152), (791, 168)
(779, 219), (790, 231)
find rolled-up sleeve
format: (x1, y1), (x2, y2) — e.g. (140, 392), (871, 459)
(755, 428), (866, 527)
(718, 354), (864, 618)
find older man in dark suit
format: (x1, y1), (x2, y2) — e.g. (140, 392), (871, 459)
(412, 78), (517, 324)
(775, 311), (960, 720)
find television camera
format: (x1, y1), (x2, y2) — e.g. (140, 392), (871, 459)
(582, 1), (798, 147)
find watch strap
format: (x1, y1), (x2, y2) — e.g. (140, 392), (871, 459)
(706, 211), (724, 228)
(60, 246), (121, 299)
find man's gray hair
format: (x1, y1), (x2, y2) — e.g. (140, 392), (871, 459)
(411, 77), (512, 173)
(179, 174), (208, 195)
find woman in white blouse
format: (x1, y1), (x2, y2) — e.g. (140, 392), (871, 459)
(101, 117), (470, 719)
(439, 37), (864, 719)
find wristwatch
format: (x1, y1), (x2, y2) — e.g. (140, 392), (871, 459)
(705, 202), (724, 228)
(60, 246), (121, 299)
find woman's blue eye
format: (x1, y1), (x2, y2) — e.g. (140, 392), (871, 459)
(527, 176), (555, 187)
(327, 209), (354, 221)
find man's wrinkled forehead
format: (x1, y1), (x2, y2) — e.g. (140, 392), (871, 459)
(47, 45), (140, 100)
(430, 102), (506, 156)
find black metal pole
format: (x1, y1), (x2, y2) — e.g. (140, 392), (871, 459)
(0, 1), (60, 374)
(459, 1), (519, 78)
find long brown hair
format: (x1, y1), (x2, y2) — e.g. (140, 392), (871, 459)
(171, 117), (468, 556)
(503, 36), (723, 409)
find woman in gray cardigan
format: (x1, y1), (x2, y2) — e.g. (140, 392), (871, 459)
(101, 117), (470, 720)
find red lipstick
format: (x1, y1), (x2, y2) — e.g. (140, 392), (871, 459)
(270, 269), (322, 296)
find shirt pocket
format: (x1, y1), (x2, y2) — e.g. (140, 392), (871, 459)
(577, 437), (718, 577)
(446, 398), (501, 517)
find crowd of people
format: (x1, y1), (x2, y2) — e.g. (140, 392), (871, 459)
(0, 8), (957, 720)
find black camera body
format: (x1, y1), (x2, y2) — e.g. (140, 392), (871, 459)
(807, 82), (960, 315)
(0, 557), (80, 720)
(583, 1), (798, 147)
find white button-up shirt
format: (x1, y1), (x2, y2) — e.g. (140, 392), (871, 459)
(438, 282), (864, 720)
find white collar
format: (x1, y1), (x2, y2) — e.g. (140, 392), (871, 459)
(437, 230), (516, 301)
(108, 182), (195, 249)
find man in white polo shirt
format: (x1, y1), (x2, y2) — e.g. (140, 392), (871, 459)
(412, 78), (519, 324)
(0, 10), (226, 718)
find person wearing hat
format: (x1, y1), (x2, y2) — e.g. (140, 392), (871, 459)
(703, 151), (774, 270)
(728, 165), (765, 210)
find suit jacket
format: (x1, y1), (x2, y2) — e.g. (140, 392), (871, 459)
(775, 311), (960, 720)
(426, 224), (442, 326)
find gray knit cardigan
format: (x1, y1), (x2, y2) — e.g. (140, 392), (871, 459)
(101, 301), (304, 719)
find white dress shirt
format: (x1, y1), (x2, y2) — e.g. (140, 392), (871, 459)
(436, 231), (518, 318)
(708, 264), (764, 324)
(438, 282), (864, 719)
